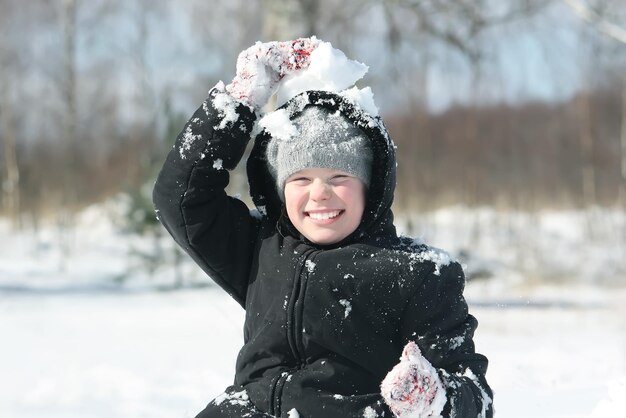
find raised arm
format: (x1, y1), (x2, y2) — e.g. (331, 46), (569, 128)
(153, 38), (320, 306)
(152, 85), (258, 306)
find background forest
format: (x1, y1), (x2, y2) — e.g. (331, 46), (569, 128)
(3, 0), (626, 219)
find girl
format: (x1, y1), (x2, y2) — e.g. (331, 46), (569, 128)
(153, 38), (493, 418)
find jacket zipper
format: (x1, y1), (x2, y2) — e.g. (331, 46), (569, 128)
(269, 248), (317, 416)
(287, 249), (316, 363)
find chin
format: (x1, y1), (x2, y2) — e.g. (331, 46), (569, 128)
(306, 232), (345, 245)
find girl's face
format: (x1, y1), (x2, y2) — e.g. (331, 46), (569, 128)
(284, 167), (366, 245)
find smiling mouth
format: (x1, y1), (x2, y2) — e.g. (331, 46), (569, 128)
(306, 210), (343, 220)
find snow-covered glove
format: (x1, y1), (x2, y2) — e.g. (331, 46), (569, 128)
(381, 342), (447, 418)
(225, 37), (320, 110)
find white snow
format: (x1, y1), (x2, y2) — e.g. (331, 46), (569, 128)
(287, 407), (300, 418)
(212, 159), (223, 170)
(1, 204), (626, 418)
(179, 125), (201, 160)
(339, 298), (352, 318)
(340, 86), (379, 116)
(589, 377), (626, 417)
(305, 259), (316, 273)
(406, 246), (452, 275)
(212, 82), (241, 130)
(362, 405), (378, 418)
(258, 109), (298, 141)
(275, 40), (376, 114)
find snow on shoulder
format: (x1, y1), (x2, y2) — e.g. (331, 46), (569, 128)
(396, 235), (454, 276)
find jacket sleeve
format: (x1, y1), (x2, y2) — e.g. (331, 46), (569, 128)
(152, 85), (259, 307)
(400, 261), (494, 417)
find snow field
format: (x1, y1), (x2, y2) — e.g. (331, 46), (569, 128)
(1, 285), (624, 418)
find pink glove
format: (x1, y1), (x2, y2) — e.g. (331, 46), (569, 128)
(225, 37), (320, 110)
(381, 342), (447, 418)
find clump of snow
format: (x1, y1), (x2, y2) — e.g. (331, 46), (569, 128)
(339, 299), (352, 318)
(212, 389), (250, 406)
(340, 86), (379, 116)
(212, 82), (240, 130)
(287, 408), (300, 418)
(362, 406), (378, 418)
(305, 259), (316, 273)
(461, 368), (492, 418)
(275, 40), (375, 114)
(258, 109), (298, 141)
(213, 159), (223, 170)
(179, 125), (201, 160)
(407, 246), (453, 276)
(449, 335), (465, 350)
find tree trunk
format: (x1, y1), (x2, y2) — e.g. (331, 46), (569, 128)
(58, 0), (79, 270)
(0, 72), (20, 227)
(62, 0), (78, 206)
(576, 93), (596, 207)
(0, 2), (20, 227)
(619, 78), (626, 209)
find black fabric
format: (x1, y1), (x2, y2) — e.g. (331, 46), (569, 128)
(195, 386), (274, 418)
(153, 88), (493, 417)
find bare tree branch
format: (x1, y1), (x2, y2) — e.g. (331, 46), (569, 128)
(561, 0), (626, 44)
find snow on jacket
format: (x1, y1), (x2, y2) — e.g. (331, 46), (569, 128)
(153, 86), (494, 418)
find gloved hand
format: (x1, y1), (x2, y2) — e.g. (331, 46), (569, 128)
(225, 37), (320, 110)
(381, 342), (447, 418)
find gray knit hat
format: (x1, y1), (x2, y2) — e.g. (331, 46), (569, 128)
(265, 106), (373, 195)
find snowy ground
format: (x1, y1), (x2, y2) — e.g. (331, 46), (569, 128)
(1, 285), (625, 418)
(2, 203), (626, 417)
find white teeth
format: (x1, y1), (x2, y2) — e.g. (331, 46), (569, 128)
(308, 210), (340, 220)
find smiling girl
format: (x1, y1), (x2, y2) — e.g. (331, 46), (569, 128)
(153, 38), (493, 418)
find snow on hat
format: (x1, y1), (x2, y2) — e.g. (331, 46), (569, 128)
(265, 106), (373, 196)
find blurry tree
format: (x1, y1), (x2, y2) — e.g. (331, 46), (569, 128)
(59, 0), (78, 216)
(2, 0), (626, 221)
(0, 0), (20, 227)
(560, 0), (626, 211)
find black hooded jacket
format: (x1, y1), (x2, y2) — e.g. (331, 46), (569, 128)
(153, 86), (493, 418)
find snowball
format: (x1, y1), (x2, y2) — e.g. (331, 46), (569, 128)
(276, 41), (369, 108)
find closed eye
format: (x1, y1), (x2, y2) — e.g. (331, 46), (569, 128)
(330, 175), (351, 184)
(287, 177), (311, 184)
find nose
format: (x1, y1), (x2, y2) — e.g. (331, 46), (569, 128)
(310, 178), (331, 201)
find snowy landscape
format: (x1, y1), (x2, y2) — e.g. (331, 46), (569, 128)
(1, 201), (625, 418)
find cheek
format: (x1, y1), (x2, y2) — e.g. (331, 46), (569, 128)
(284, 187), (306, 216)
(337, 186), (365, 210)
